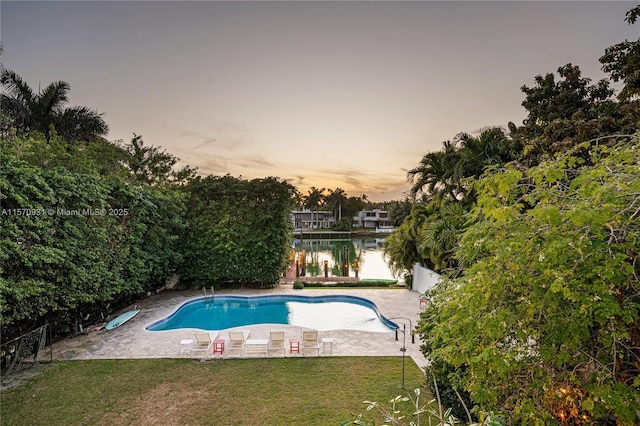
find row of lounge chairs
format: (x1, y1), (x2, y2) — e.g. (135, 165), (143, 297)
(186, 329), (324, 358)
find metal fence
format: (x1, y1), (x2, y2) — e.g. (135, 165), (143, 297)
(1, 324), (52, 379)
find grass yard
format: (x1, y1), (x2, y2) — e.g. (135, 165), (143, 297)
(1, 356), (428, 425)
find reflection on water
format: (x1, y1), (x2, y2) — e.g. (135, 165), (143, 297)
(292, 238), (399, 282)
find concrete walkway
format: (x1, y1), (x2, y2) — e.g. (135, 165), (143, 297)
(51, 287), (428, 368)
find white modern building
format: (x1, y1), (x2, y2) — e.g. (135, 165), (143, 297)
(352, 209), (394, 232)
(291, 208), (395, 232)
(291, 209), (336, 230)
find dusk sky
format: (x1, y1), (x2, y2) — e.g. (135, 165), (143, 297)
(2, 1), (637, 201)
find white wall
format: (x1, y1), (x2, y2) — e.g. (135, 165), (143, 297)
(412, 263), (440, 294)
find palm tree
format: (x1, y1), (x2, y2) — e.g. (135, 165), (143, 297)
(408, 129), (516, 203)
(303, 187), (326, 229)
(386, 198), (414, 226)
(1, 69), (108, 143)
(416, 201), (467, 271)
(325, 188), (348, 221)
(407, 140), (461, 200)
(291, 188), (305, 209)
(55, 106), (109, 144)
(457, 128), (514, 179)
(384, 222), (421, 278)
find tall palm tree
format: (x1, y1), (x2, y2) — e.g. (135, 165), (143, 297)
(407, 140), (461, 200)
(408, 129), (516, 203)
(1, 69), (108, 143)
(325, 188), (348, 221)
(291, 188), (305, 209)
(303, 187), (326, 229)
(457, 128), (514, 179)
(55, 106), (109, 144)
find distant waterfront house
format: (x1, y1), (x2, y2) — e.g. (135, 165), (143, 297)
(291, 209), (336, 230)
(353, 209), (394, 232)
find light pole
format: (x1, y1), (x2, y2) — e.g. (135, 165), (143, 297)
(389, 317), (413, 389)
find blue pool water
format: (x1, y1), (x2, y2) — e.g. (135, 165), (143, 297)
(146, 295), (397, 333)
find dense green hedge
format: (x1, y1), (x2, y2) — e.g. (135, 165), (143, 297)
(0, 151), (186, 338)
(292, 280), (399, 289)
(0, 134), (295, 341)
(179, 175), (295, 288)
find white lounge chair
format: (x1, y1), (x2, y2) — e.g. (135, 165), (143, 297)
(228, 330), (250, 355)
(191, 332), (215, 358)
(268, 330), (286, 356)
(302, 330), (320, 356)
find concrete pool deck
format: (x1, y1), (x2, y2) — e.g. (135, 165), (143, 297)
(50, 287), (428, 368)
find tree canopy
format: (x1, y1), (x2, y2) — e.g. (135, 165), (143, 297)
(599, 5), (640, 102)
(421, 139), (640, 423)
(1, 69), (109, 143)
(1, 130), (295, 341)
(386, 7), (640, 423)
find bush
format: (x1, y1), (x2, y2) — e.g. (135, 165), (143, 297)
(179, 175), (294, 287)
(403, 273), (413, 289)
(424, 361), (476, 422)
(332, 217), (353, 231)
(298, 280), (398, 288)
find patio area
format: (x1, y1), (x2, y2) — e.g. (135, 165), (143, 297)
(51, 287), (428, 368)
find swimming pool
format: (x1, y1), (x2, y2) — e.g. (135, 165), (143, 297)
(146, 295), (398, 333)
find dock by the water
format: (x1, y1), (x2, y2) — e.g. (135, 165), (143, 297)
(293, 230), (392, 239)
(280, 261), (359, 284)
(294, 231), (353, 239)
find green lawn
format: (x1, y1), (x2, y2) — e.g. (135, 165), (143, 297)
(1, 357), (428, 425)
